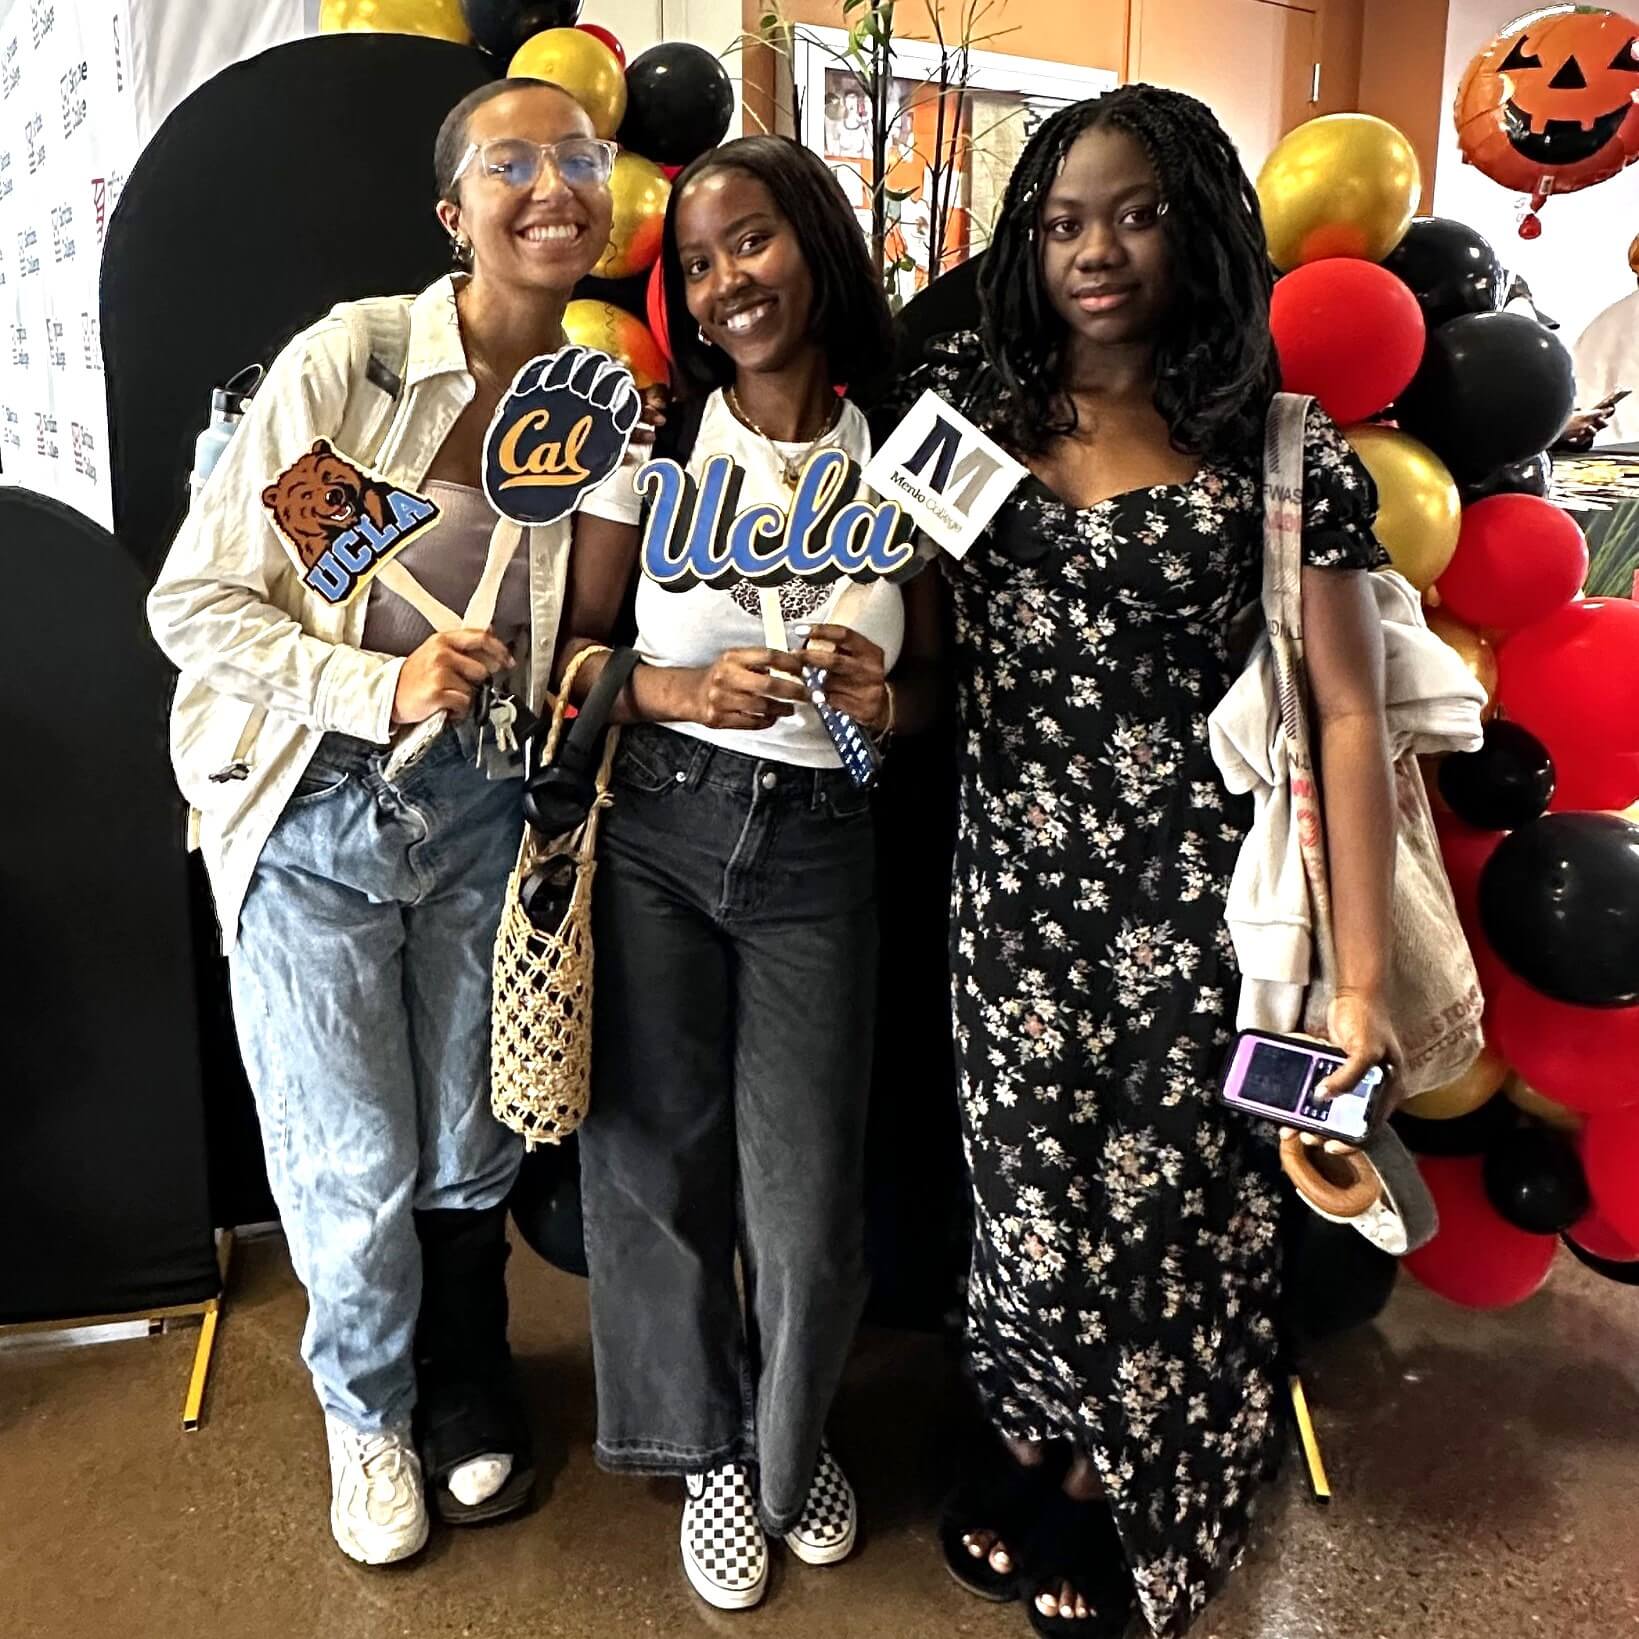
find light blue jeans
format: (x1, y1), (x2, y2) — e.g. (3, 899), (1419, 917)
(228, 721), (523, 1432)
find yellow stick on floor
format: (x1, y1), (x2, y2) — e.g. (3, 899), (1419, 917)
(1289, 1374), (1331, 1503)
(181, 1230), (235, 1433)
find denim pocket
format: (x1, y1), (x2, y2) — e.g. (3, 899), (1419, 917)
(821, 781), (873, 821)
(288, 762), (349, 805)
(614, 738), (683, 796)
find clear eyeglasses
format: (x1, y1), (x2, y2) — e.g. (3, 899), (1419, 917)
(451, 136), (618, 192)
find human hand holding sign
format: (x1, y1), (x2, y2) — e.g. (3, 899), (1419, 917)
(482, 344), (641, 527)
(678, 646), (809, 731)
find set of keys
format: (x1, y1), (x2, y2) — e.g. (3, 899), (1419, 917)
(472, 679), (536, 781)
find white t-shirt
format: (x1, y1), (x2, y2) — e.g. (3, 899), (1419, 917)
(1575, 287), (1639, 446)
(633, 390), (906, 768)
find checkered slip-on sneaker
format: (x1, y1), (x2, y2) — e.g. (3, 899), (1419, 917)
(681, 1463), (769, 1610)
(784, 1442), (858, 1566)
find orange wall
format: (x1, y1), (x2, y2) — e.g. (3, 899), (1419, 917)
(747, 0), (1129, 74)
(1358, 0), (1451, 203)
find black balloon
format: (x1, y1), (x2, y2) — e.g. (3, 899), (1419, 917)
(1393, 1095), (1515, 1157)
(1438, 721), (1555, 831)
(1482, 1129), (1589, 1234)
(461, 0), (582, 59)
(1461, 450), (1552, 505)
(1396, 311), (1576, 482)
(1282, 1211), (1399, 1340)
(1562, 1232), (1639, 1286)
(1382, 217), (1505, 330)
(618, 42), (734, 167)
(1479, 813), (1639, 1007)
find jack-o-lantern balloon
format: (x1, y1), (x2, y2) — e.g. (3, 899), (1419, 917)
(1455, 5), (1639, 235)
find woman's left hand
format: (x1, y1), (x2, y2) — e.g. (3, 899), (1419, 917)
(1288, 988), (1404, 1153)
(796, 623), (889, 733)
(631, 384), (671, 447)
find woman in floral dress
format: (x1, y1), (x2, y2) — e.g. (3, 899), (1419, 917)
(910, 88), (1404, 1636)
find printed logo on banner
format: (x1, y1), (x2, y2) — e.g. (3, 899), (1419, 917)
(71, 422), (96, 482)
(1, 38), (19, 101)
(80, 310), (100, 370)
(10, 321), (26, 367)
(59, 60), (86, 139)
(46, 317), (64, 370)
(638, 449), (917, 594)
(35, 411), (58, 461)
(25, 111), (44, 175)
(261, 440), (442, 606)
(91, 171), (124, 247)
(860, 389), (1028, 560)
(112, 13), (125, 92)
(30, 1), (56, 51)
(481, 344), (640, 526)
(0, 149), (12, 205)
(3, 406), (20, 452)
(49, 202), (72, 263)
(17, 225), (38, 276)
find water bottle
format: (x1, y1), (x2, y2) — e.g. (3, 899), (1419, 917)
(189, 364), (264, 500)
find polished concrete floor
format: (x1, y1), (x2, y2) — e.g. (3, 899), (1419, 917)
(3, 1232), (1637, 1639)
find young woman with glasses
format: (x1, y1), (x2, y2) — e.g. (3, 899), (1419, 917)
(148, 78), (637, 1566)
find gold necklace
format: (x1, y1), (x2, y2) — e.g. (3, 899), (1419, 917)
(727, 386), (842, 488)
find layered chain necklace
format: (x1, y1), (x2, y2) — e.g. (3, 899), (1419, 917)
(727, 385), (843, 488)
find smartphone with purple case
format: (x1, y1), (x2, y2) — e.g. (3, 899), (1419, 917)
(1219, 1029), (1388, 1144)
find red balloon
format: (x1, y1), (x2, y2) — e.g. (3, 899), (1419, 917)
(1546, 743), (1639, 813)
(1435, 494), (1587, 631)
(576, 23), (625, 66)
(1582, 1106), (1639, 1244)
(1404, 1154), (1559, 1307)
(645, 257), (671, 363)
(1491, 974), (1639, 1113)
(1270, 259), (1426, 426)
(1496, 598), (1639, 757)
(660, 162), (684, 181)
(1567, 1206), (1639, 1263)
(1435, 811), (1504, 932)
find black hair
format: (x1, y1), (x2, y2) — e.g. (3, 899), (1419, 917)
(972, 84), (1280, 461)
(433, 76), (582, 203)
(660, 135), (895, 402)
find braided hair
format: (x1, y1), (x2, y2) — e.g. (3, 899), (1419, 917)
(972, 85), (1279, 461)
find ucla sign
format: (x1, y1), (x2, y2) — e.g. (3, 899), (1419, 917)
(638, 448), (919, 592)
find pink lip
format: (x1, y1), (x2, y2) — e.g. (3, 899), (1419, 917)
(1073, 288), (1135, 313)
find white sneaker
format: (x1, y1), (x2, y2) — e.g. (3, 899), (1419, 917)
(681, 1463), (769, 1610)
(325, 1416), (429, 1566)
(784, 1441), (858, 1566)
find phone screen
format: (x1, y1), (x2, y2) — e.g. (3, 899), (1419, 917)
(1224, 1037), (1380, 1143)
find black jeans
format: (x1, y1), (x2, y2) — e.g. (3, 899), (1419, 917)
(578, 724), (878, 1532)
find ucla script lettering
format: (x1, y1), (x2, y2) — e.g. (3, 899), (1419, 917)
(638, 450), (916, 593)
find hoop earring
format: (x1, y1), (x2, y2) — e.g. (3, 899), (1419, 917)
(450, 234), (472, 269)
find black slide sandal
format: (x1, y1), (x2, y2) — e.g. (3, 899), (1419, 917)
(1021, 1489), (1136, 1638)
(939, 1442), (1063, 1603)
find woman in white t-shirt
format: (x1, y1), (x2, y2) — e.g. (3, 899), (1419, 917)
(556, 136), (940, 1611)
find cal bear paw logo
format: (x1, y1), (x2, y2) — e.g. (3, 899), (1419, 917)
(483, 344), (641, 526)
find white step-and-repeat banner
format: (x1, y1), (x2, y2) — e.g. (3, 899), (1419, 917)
(0, 0), (308, 527)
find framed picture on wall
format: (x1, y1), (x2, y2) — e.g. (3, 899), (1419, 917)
(793, 28), (1115, 304)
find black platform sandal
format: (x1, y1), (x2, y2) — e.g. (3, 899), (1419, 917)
(1020, 1489), (1136, 1638)
(413, 1205), (536, 1526)
(939, 1441), (1063, 1603)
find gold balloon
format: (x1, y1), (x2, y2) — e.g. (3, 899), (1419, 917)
(1405, 1039), (1505, 1120)
(563, 300), (668, 388)
(510, 28), (626, 139)
(318, 0), (470, 41)
(1257, 114), (1422, 271)
(1426, 609), (1498, 721)
(1345, 425), (1461, 591)
(1502, 1072), (1585, 1133)
(593, 153), (671, 280)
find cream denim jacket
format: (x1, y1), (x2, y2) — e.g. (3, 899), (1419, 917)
(147, 276), (638, 950)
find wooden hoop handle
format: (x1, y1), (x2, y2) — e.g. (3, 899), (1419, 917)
(1280, 1132), (1381, 1219)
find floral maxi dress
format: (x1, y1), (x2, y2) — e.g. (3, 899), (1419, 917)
(924, 342), (1384, 1636)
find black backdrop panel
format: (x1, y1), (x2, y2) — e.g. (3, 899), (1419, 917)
(0, 490), (218, 1322)
(103, 34), (496, 582)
